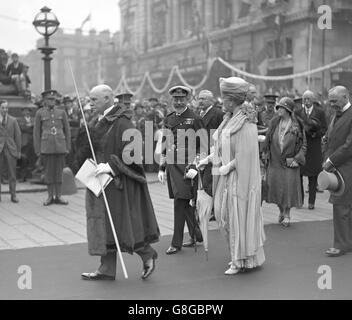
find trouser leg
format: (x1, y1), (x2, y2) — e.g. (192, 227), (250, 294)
(333, 204), (352, 251)
(171, 199), (187, 248)
(308, 176), (318, 205)
(55, 183), (62, 198)
(5, 149), (17, 197)
(98, 251), (116, 277)
(47, 184), (54, 198)
(185, 203), (202, 242)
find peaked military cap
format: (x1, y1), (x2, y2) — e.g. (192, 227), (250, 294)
(293, 96), (303, 104)
(63, 95), (74, 102)
(264, 94), (279, 102)
(41, 89), (60, 99)
(115, 93), (133, 104)
(169, 85), (191, 98)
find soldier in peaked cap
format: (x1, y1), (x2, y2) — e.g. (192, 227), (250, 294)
(258, 93), (279, 129)
(33, 90), (71, 206)
(158, 85), (205, 255)
(115, 93), (133, 109)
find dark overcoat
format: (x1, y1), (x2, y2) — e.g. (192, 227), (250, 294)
(296, 106), (327, 177)
(323, 105), (352, 205)
(75, 107), (160, 256)
(263, 116), (307, 207)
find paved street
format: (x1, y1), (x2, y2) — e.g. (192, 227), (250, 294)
(1, 176), (351, 300)
(0, 176), (334, 251)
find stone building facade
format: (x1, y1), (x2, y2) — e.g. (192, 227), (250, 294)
(118, 0), (352, 98)
(22, 28), (121, 96)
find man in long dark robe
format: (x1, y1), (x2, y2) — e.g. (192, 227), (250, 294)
(79, 85), (160, 280)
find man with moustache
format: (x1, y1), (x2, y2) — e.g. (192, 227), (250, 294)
(78, 85), (160, 280)
(323, 86), (352, 257)
(296, 90), (327, 210)
(158, 85), (205, 254)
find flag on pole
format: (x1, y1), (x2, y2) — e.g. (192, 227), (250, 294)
(80, 13), (91, 29)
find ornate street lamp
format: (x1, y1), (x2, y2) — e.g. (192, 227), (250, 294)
(33, 6), (60, 91)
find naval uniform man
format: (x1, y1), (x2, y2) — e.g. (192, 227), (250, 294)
(158, 85), (205, 255)
(33, 90), (71, 206)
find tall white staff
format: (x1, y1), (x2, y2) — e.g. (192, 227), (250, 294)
(67, 60), (128, 279)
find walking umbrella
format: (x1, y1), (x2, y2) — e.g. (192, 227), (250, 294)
(195, 174), (213, 260)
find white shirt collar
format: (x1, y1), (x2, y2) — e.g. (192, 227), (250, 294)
(176, 107), (188, 116)
(98, 105), (115, 121)
(201, 105), (213, 117)
(342, 102), (351, 113)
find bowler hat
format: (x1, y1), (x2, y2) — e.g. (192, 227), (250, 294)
(115, 93), (133, 104)
(169, 85), (191, 98)
(276, 97), (295, 114)
(318, 170), (345, 197)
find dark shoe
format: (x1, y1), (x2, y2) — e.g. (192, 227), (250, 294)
(308, 203), (315, 210)
(182, 239), (196, 248)
(166, 246), (180, 255)
(325, 248), (346, 257)
(11, 196), (19, 203)
(55, 197), (68, 205)
(43, 198), (55, 206)
(81, 271), (115, 281)
(141, 252), (158, 280)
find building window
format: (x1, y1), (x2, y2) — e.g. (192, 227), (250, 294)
(285, 37), (293, 56)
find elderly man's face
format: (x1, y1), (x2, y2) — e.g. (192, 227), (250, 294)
(328, 91), (348, 114)
(198, 96), (213, 110)
(90, 90), (108, 114)
(0, 102), (8, 117)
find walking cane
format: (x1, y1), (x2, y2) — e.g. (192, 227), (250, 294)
(67, 60), (128, 279)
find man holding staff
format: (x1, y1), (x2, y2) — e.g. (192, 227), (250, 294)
(77, 84), (160, 281)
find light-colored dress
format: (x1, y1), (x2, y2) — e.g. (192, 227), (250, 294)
(212, 109), (266, 269)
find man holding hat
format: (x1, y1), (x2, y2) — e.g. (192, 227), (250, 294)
(158, 85), (205, 254)
(33, 90), (71, 206)
(323, 86), (352, 257)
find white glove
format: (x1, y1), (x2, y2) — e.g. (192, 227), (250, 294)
(219, 164), (231, 176)
(185, 168), (198, 179)
(95, 163), (113, 176)
(258, 135), (266, 143)
(158, 171), (167, 184)
(196, 157), (209, 171)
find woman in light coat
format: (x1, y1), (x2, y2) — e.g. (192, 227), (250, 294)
(198, 77), (265, 275)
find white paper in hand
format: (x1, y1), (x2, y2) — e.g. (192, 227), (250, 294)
(75, 159), (113, 197)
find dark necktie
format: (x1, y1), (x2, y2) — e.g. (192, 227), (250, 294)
(2, 116), (6, 127)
